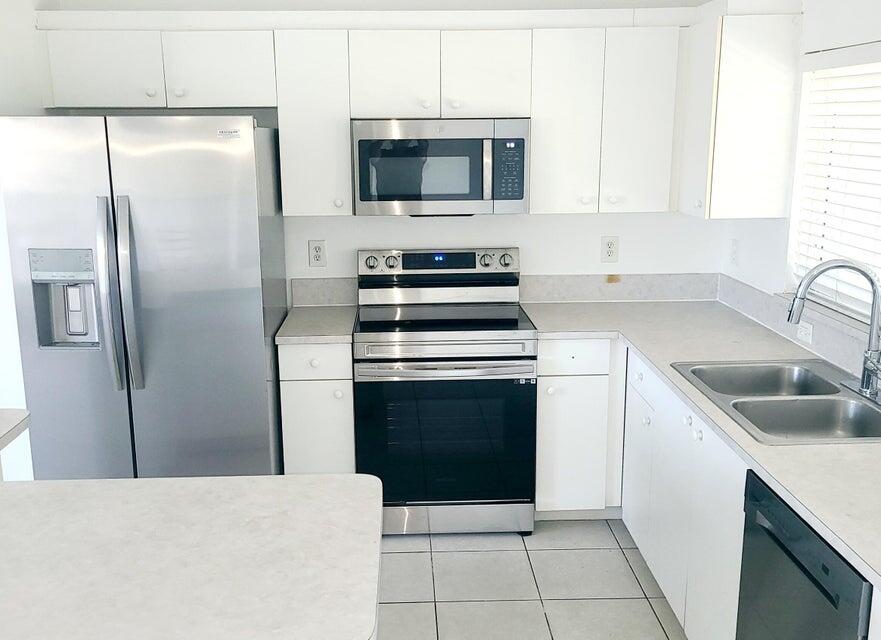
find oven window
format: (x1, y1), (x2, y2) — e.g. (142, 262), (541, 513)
(358, 139), (484, 201)
(354, 378), (536, 504)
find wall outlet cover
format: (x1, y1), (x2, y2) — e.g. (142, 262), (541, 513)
(308, 240), (326, 268)
(601, 236), (619, 264)
(796, 321), (813, 345)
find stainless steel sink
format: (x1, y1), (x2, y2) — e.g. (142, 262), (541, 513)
(672, 359), (881, 445)
(688, 363), (839, 397)
(731, 397), (881, 441)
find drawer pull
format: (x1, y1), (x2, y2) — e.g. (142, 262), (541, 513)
(309, 359), (320, 368)
(643, 416), (651, 426)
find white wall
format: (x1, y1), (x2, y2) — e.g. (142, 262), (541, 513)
(720, 218), (790, 294)
(285, 212), (731, 278)
(0, 0), (49, 408)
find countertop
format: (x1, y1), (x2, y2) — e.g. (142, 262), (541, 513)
(523, 301), (881, 587)
(275, 305), (357, 345)
(0, 409), (29, 450)
(0, 473), (383, 640)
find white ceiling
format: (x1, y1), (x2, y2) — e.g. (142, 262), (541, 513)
(48, 0), (707, 10)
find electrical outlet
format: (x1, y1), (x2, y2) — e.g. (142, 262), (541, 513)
(730, 239), (739, 267)
(796, 321), (813, 345)
(308, 240), (326, 268)
(601, 236), (619, 263)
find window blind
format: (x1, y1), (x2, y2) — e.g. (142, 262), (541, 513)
(790, 61), (881, 319)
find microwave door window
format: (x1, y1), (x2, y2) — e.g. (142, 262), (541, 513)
(359, 139), (483, 201)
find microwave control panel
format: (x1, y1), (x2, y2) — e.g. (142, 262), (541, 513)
(492, 139), (526, 201)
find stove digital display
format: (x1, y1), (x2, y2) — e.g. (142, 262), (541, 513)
(402, 252), (476, 270)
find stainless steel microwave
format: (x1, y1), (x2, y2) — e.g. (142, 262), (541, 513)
(351, 118), (529, 216)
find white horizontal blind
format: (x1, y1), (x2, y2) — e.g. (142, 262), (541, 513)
(790, 61), (881, 319)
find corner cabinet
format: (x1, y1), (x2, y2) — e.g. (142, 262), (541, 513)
(275, 30), (353, 216)
(622, 350), (746, 638)
(278, 343), (355, 474)
(535, 339), (617, 512)
(678, 14), (801, 219)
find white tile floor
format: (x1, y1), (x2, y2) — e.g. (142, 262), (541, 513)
(378, 520), (687, 640)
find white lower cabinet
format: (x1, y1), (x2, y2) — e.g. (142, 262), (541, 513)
(684, 416), (747, 640)
(623, 350), (748, 636)
(621, 384), (654, 551)
(0, 428), (34, 482)
(536, 375), (609, 511)
(280, 379), (355, 474)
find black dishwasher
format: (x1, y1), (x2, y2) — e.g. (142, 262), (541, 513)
(736, 471), (873, 640)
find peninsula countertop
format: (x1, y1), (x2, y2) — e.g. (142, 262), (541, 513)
(523, 300), (881, 588)
(0, 409), (29, 450)
(0, 473), (382, 640)
(275, 305), (357, 345)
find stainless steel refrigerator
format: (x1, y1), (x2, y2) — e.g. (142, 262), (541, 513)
(0, 116), (287, 479)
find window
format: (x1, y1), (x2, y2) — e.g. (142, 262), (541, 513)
(789, 61), (881, 320)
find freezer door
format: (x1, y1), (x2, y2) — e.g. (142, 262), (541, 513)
(106, 116), (272, 477)
(0, 117), (134, 479)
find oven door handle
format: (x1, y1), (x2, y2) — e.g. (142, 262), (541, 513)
(355, 360), (536, 382)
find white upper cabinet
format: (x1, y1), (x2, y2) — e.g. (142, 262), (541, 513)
(678, 14), (801, 219)
(46, 31), (167, 108)
(349, 30), (441, 118)
(440, 30), (532, 118)
(531, 29), (605, 214)
(803, 0), (881, 53)
(600, 27), (679, 213)
(709, 15), (800, 219)
(275, 30), (352, 216)
(161, 31), (277, 108)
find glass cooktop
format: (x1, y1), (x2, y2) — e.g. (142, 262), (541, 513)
(354, 303), (536, 335)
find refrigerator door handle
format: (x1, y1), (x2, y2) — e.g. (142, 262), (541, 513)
(116, 195), (146, 390)
(96, 196), (125, 391)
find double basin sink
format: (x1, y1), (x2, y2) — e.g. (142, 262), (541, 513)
(672, 360), (881, 445)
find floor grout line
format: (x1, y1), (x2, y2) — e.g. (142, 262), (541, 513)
(428, 534), (439, 640)
(523, 537), (555, 640)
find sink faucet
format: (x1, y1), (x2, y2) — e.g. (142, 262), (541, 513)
(787, 259), (881, 401)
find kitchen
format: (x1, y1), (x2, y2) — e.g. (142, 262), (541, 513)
(1, 0), (880, 639)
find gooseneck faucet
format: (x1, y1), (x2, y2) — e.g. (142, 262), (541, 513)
(787, 259), (881, 400)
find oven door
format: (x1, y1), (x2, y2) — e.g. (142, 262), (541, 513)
(353, 359), (537, 505)
(352, 119), (494, 216)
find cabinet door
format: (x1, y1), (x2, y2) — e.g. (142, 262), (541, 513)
(47, 30), (166, 107)
(646, 396), (694, 625)
(709, 15), (800, 219)
(684, 418), (747, 640)
(275, 30), (353, 215)
(536, 376), (610, 511)
(531, 29), (605, 214)
(622, 384), (654, 550)
(161, 31), (277, 108)
(281, 380), (355, 474)
(676, 16), (722, 218)
(440, 30), (532, 118)
(349, 30), (440, 118)
(600, 27), (679, 212)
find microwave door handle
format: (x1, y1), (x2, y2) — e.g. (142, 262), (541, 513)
(483, 139), (493, 200)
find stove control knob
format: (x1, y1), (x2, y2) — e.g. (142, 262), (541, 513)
(499, 253), (514, 268)
(479, 254), (494, 268)
(364, 255), (379, 270)
(385, 255), (399, 269)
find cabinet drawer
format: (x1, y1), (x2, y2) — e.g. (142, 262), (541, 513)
(279, 343), (352, 381)
(626, 350), (667, 410)
(538, 339), (610, 376)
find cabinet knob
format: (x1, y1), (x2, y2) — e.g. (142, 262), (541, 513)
(421, 99), (432, 109)
(684, 415), (693, 427)
(333, 198), (344, 208)
(692, 429), (704, 442)
(637, 372), (644, 382)
(145, 88), (157, 98)
(173, 88), (186, 98)
(695, 199), (704, 209)
(580, 195), (591, 205)
(546, 386), (556, 396)
(309, 358), (320, 369)
(608, 195), (620, 205)
(333, 389), (344, 400)
(450, 100), (462, 110)
(643, 416), (652, 426)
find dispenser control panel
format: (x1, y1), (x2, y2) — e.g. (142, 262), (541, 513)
(29, 248), (95, 283)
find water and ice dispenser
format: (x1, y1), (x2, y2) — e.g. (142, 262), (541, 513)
(29, 248), (100, 348)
